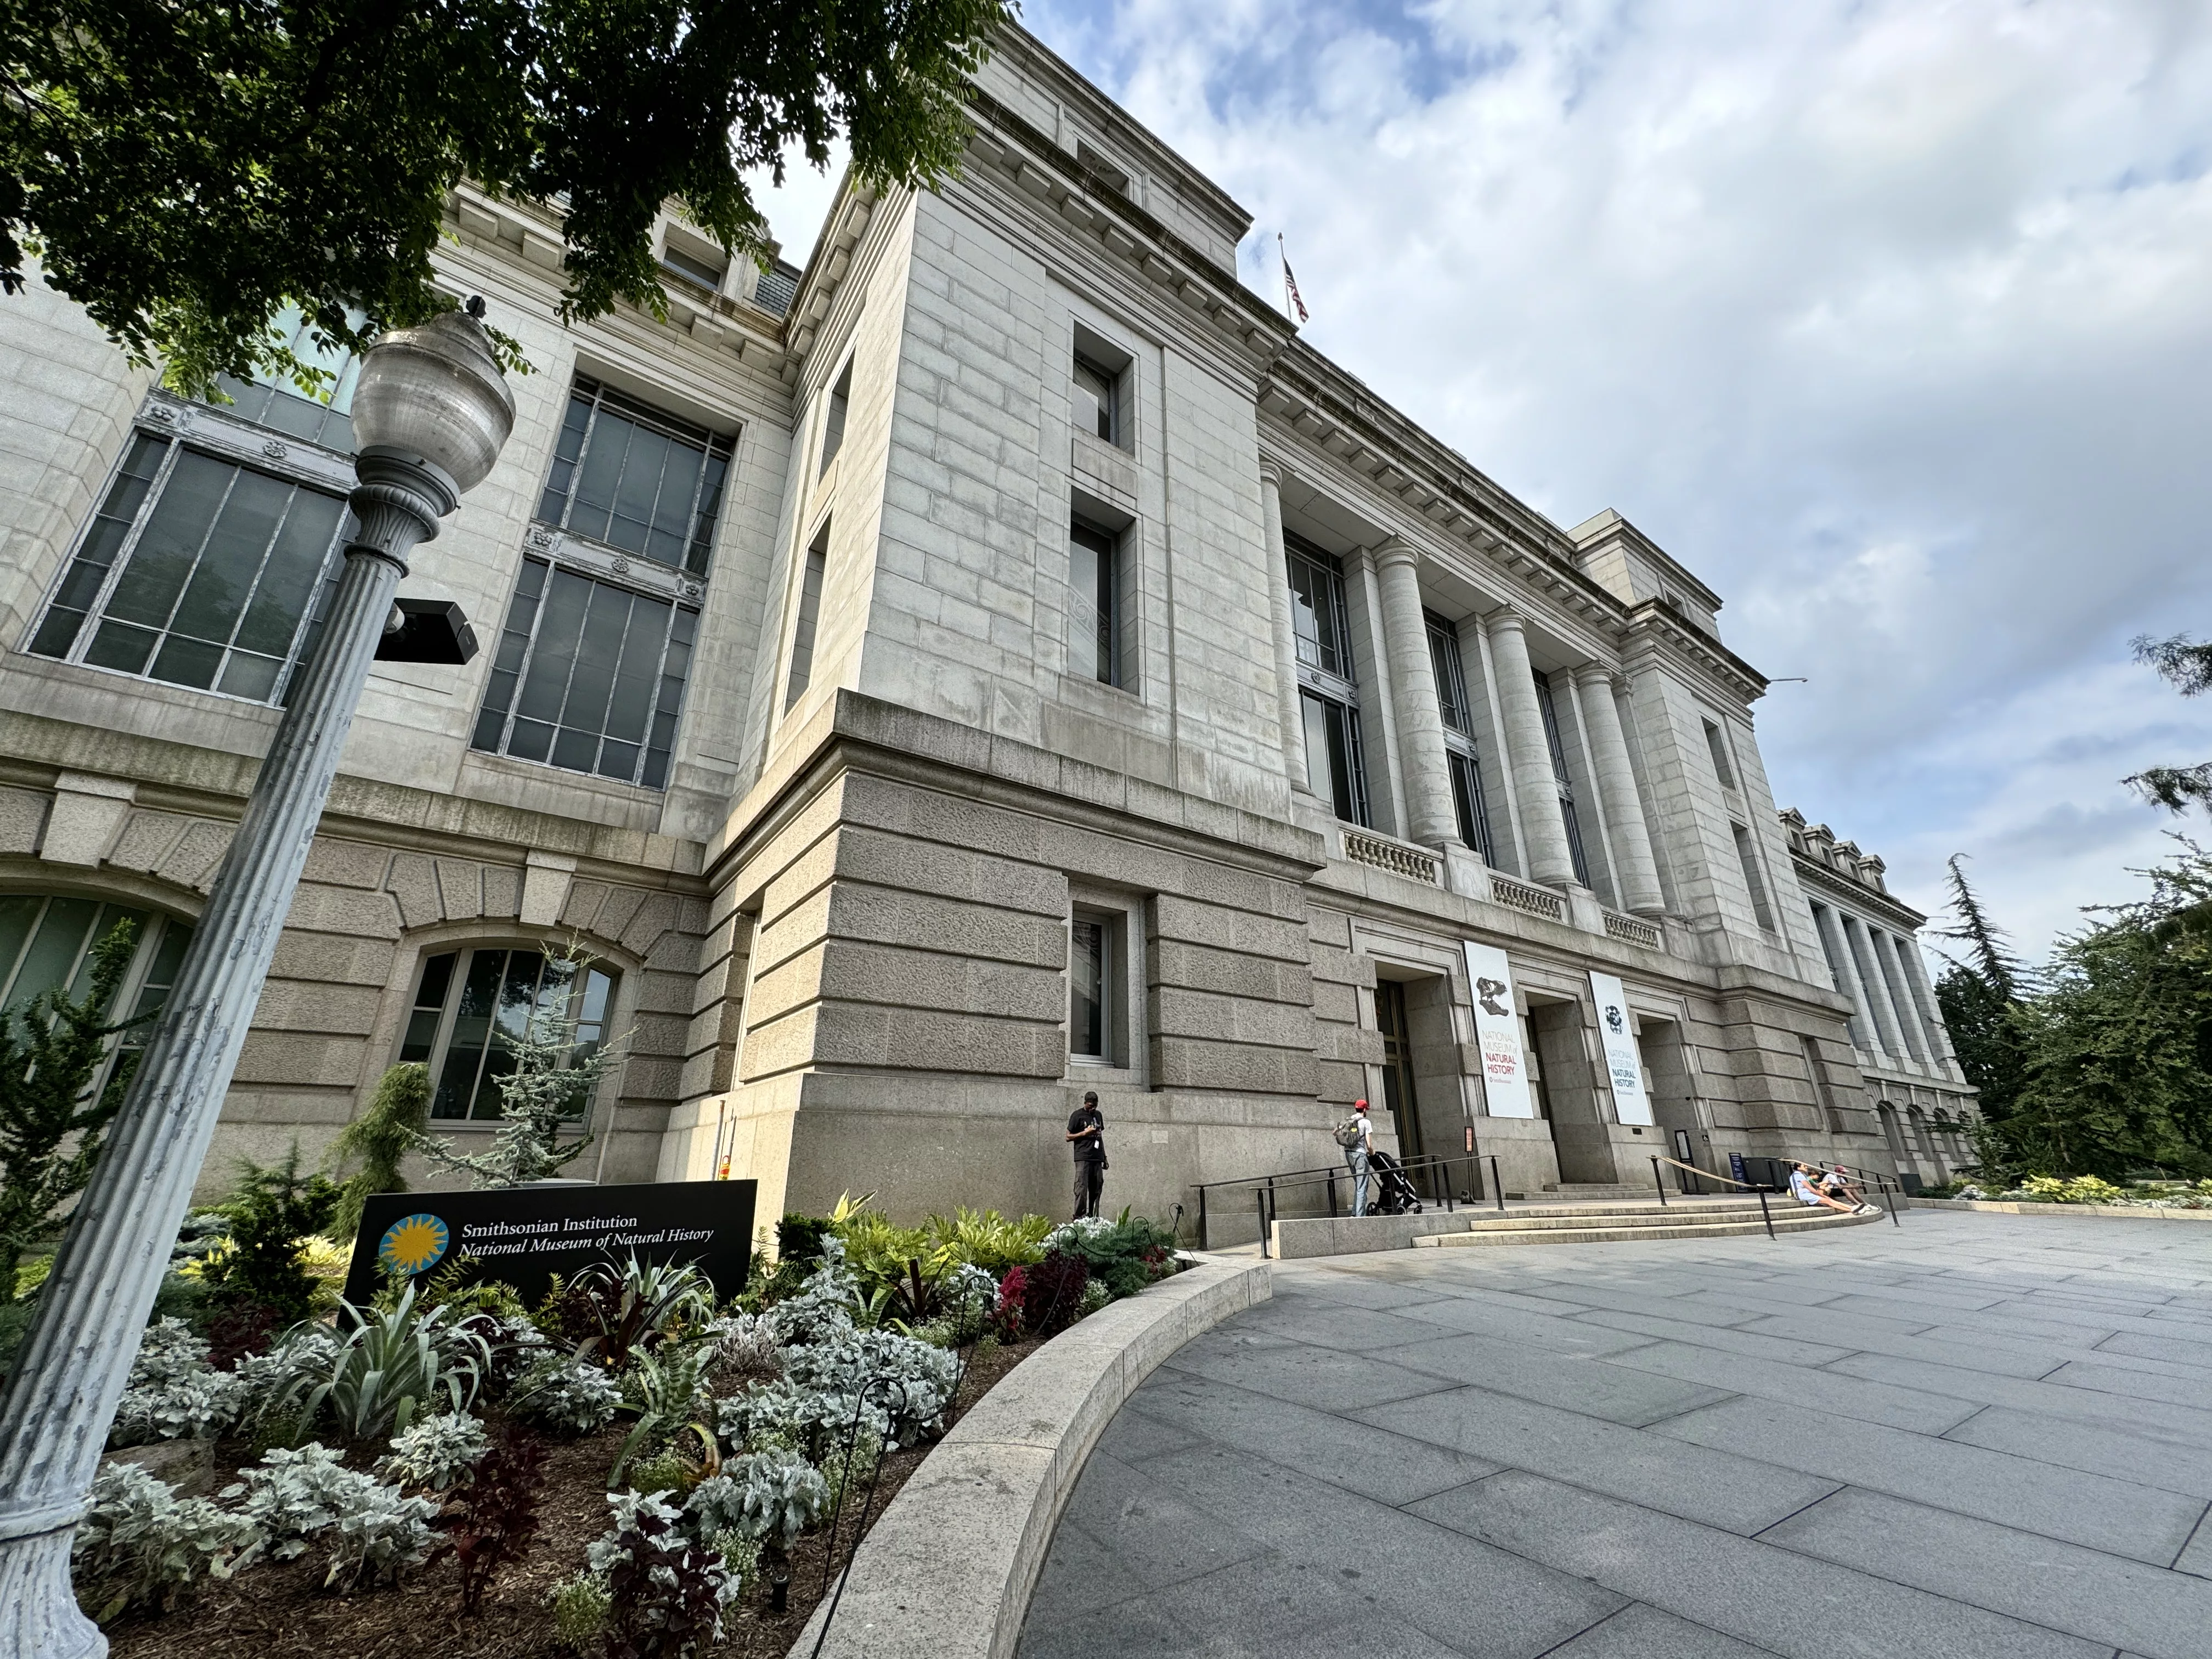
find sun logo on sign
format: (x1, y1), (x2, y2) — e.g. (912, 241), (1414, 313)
(377, 1213), (449, 1278)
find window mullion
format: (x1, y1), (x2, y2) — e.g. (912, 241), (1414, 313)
(492, 564), (552, 760)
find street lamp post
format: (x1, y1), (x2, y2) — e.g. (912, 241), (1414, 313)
(0, 307), (514, 1658)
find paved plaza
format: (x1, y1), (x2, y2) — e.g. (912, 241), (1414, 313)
(1016, 1211), (2212, 1659)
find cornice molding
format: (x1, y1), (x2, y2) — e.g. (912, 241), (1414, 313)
(1793, 853), (1929, 930)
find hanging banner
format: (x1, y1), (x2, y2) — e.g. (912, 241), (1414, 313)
(1588, 970), (1655, 1126)
(1463, 941), (1535, 1118)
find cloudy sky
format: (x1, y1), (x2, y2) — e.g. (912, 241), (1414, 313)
(754, 0), (2212, 961)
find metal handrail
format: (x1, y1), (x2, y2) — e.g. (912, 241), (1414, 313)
(1247, 1152), (1495, 1257)
(1650, 1151), (1905, 1232)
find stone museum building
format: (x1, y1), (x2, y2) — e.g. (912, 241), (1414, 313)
(0, 25), (1974, 1229)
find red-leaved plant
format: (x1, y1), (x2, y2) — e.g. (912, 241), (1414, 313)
(431, 1421), (548, 1614)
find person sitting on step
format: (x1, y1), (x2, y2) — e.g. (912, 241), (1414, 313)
(1790, 1162), (1864, 1216)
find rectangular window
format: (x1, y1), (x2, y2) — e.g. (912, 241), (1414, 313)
(1301, 690), (1370, 826)
(471, 558), (696, 789)
(1703, 719), (1737, 789)
(1073, 354), (1120, 447)
(1734, 823), (1776, 929)
(1536, 673), (1593, 887)
(210, 303), (364, 452)
(819, 360), (852, 475)
(1427, 612), (1474, 735)
(537, 376), (733, 576)
(785, 534), (828, 710)
(1448, 749), (1496, 865)
(1070, 913), (1113, 1062)
(659, 241), (726, 292)
(1068, 518), (1121, 685)
(403, 946), (618, 1122)
(1285, 534), (1355, 680)
(30, 435), (349, 704)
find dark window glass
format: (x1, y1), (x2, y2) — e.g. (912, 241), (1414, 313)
(1735, 824), (1777, 930)
(1536, 673), (1593, 886)
(820, 362), (851, 474)
(535, 377), (733, 577)
(1070, 917), (1108, 1059)
(207, 303), (364, 453)
(1285, 535), (1353, 681)
(785, 539), (828, 710)
(659, 244), (726, 291)
(1448, 750), (1496, 865)
(31, 437), (348, 704)
(1073, 356), (1119, 446)
(1301, 689), (1370, 827)
(1426, 613), (1473, 735)
(471, 558), (695, 790)
(0, 897), (188, 1088)
(1704, 719), (1738, 789)
(410, 946), (618, 1122)
(1069, 520), (1119, 685)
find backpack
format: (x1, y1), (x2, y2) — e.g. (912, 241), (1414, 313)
(1333, 1115), (1365, 1149)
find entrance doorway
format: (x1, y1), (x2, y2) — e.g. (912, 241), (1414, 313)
(1528, 996), (1617, 1184)
(1375, 980), (1424, 1173)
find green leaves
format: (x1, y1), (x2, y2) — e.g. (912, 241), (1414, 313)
(0, 0), (1010, 396)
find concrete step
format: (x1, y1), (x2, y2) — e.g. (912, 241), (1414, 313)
(1413, 1209), (1880, 1249)
(1543, 1183), (1675, 1197)
(1489, 1199), (1768, 1220)
(1466, 1207), (1773, 1232)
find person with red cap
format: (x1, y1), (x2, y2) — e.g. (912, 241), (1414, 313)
(1334, 1098), (1375, 1216)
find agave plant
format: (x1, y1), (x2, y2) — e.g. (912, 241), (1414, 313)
(269, 1282), (490, 1443)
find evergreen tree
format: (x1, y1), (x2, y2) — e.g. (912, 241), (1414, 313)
(326, 1062), (431, 1242)
(2009, 843), (2212, 1178)
(2123, 633), (2212, 817)
(202, 1145), (340, 1324)
(0, 918), (140, 1302)
(419, 947), (619, 1188)
(1931, 855), (2033, 1122)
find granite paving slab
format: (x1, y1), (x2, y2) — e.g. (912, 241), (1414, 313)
(1017, 1212), (2212, 1659)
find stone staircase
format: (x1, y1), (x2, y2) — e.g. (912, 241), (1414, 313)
(1411, 1195), (1881, 1249)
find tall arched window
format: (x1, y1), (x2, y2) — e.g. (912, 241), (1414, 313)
(397, 946), (617, 1122)
(0, 893), (191, 1050)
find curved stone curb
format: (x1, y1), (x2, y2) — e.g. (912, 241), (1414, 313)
(1912, 1197), (2212, 1222)
(788, 1256), (1272, 1659)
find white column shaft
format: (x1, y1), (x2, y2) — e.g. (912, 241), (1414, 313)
(1373, 543), (1459, 848)
(1572, 665), (1664, 915)
(1486, 612), (1576, 887)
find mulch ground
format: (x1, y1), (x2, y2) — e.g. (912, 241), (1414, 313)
(108, 1338), (1034, 1659)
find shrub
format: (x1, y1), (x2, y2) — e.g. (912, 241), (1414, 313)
(549, 1570), (612, 1654)
(269, 1283), (490, 1443)
(109, 1318), (247, 1447)
(922, 1207), (1050, 1273)
(705, 1311), (784, 1390)
(510, 1354), (623, 1435)
(783, 1327), (957, 1449)
(1042, 1212), (1179, 1301)
(763, 1240), (864, 1346)
(590, 1491), (738, 1659)
(686, 1448), (827, 1554)
(224, 1443), (438, 1588)
(201, 1149), (341, 1325)
(379, 1412), (491, 1492)
(1005, 1251), (1088, 1338)
(774, 1213), (830, 1266)
(538, 1255), (715, 1369)
(72, 1460), (254, 1622)
(431, 1421), (548, 1614)
(327, 1062), (431, 1243)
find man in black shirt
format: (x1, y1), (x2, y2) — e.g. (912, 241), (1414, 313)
(1067, 1090), (1107, 1220)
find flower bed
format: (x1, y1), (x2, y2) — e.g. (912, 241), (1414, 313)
(1928, 1176), (2212, 1209)
(77, 1201), (1184, 1658)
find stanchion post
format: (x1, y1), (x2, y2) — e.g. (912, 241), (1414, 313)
(1650, 1156), (1668, 1207)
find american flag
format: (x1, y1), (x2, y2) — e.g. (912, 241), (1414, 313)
(1279, 234), (1309, 324)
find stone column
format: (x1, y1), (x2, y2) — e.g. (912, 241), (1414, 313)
(1257, 463), (1311, 794)
(1486, 611), (1577, 887)
(1896, 940), (1959, 1072)
(1571, 664), (1664, 915)
(1372, 539), (1459, 848)
(1812, 903), (1877, 1052)
(1869, 930), (1931, 1066)
(1842, 913), (1909, 1063)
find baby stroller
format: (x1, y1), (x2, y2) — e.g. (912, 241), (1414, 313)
(1368, 1148), (1425, 1215)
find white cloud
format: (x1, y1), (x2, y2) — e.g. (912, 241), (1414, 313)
(1026, 0), (2212, 956)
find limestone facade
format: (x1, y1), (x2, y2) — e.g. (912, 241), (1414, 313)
(0, 25), (1971, 1223)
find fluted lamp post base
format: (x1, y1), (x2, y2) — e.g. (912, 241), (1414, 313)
(0, 309), (513, 1659)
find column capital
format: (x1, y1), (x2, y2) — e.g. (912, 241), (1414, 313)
(1373, 535), (1421, 572)
(1257, 458), (1286, 489)
(1483, 605), (1529, 636)
(1570, 660), (1622, 693)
